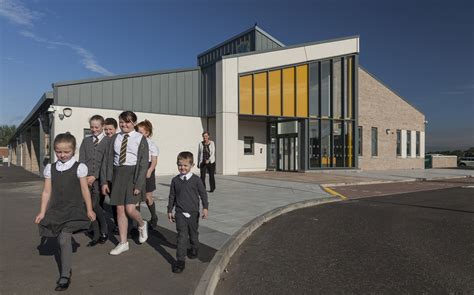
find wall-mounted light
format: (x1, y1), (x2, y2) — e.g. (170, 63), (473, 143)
(386, 129), (392, 134)
(59, 108), (73, 120)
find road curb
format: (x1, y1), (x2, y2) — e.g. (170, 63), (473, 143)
(194, 197), (338, 295)
(320, 174), (473, 188)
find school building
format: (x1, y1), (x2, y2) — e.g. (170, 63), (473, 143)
(8, 25), (425, 176)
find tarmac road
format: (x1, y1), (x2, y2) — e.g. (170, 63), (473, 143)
(216, 185), (474, 294)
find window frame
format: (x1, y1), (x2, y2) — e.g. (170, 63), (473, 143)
(371, 127), (378, 157)
(244, 136), (254, 155)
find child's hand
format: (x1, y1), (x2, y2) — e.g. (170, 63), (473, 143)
(202, 209), (208, 219)
(102, 184), (110, 195)
(86, 176), (96, 187)
(146, 170), (152, 179)
(35, 212), (45, 224)
(133, 189), (141, 196)
(168, 213), (175, 223)
(87, 210), (96, 221)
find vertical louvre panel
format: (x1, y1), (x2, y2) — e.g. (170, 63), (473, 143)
(346, 56), (354, 119)
(91, 82), (103, 108)
(142, 76), (152, 112)
(151, 75), (161, 113)
(239, 75), (253, 115)
(296, 65), (308, 117)
(253, 72), (267, 115)
(282, 67), (295, 117)
(268, 70), (282, 116)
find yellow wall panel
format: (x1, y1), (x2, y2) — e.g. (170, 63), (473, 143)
(296, 65), (308, 117)
(268, 70), (281, 116)
(239, 75), (253, 115)
(282, 67), (295, 117)
(254, 72), (267, 115)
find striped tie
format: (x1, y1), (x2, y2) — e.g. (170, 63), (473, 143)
(119, 134), (129, 165)
(93, 136), (99, 146)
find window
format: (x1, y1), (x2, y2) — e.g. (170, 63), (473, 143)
(371, 127), (378, 156)
(407, 130), (411, 157)
(282, 67), (295, 116)
(253, 72), (267, 115)
(416, 131), (420, 157)
(345, 122), (354, 167)
(345, 56), (354, 118)
(296, 65), (308, 117)
(333, 59), (342, 118)
(358, 126), (362, 156)
(84, 129), (93, 138)
(396, 130), (401, 156)
(321, 61), (331, 117)
(309, 120), (320, 168)
(244, 137), (254, 155)
(239, 75), (252, 115)
(321, 120), (331, 167)
(268, 70), (282, 116)
(309, 62), (319, 117)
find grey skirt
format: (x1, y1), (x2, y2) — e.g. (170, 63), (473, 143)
(110, 165), (140, 205)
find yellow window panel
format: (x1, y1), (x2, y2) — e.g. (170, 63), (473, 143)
(268, 70), (281, 116)
(282, 67), (295, 117)
(296, 65), (308, 117)
(239, 75), (253, 115)
(254, 72), (267, 115)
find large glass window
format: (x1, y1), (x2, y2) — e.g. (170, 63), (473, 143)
(268, 70), (282, 116)
(407, 130), (411, 157)
(321, 120), (331, 167)
(345, 56), (354, 119)
(309, 120), (320, 168)
(345, 122), (354, 167)
(416, 131), (420, 157)
(296, 65), (308, 117)
(239, 75), (252, 115)
(268, 124), (277, 168)
(254, 72), (267, 115)
(282, 68), (295, 117)
(334, 121), (344, 167)
(309, 63), (319, 117)
(321, 61), (331, 117)
(371, 127), (378, 156)
(333, 59), (342, 119)
(396, 130), (401, 156)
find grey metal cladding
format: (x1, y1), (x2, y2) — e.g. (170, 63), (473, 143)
(123, 78), (133, 110)
(255, 30), (283, 51)
(160, 75), (169, 113)
(168, 72), (177, 115)
(53, 69), (200, 117)
(151, 75), (160, 113)
(177, 72), (185, 115)
(132, 77), (143, 111)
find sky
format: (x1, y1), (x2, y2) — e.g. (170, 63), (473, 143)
(0, 0), (473, 151)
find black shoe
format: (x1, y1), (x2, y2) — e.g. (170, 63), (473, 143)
(188, 248), (198, 259)
(98, 233), (108, 244)
(112, 227), (119, 235)
(149, 217), (158, 228)
(55, 271), (72, 291)
(172, 260), (185, 273)
(87, 239), (100, 247)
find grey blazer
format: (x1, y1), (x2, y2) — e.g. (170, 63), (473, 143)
(103, 133), (149, 190)
(79, 135), (110, 180)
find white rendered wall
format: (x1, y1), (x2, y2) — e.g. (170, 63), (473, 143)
(236, 38), (359, 74)
(51, 106), (205, 175)
(420, 131), (425, 158)
(238, 120), (267, 172)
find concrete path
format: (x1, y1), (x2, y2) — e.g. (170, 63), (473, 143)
(148, 175), (332, 250)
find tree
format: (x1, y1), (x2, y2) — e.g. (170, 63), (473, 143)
(0, 125), (16, 146)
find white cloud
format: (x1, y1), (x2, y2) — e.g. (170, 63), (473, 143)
(0, 0), (42, 27)
(2, 0), (114, 76)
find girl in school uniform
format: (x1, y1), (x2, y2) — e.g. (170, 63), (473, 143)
(102, 111), (149, 255)
(136, 120), (160, 228)
(35, 133), (96, 291)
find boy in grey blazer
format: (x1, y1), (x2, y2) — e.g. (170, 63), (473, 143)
(79, 115), (110, 246)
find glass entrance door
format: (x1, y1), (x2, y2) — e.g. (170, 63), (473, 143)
(278, 135), (298, 171)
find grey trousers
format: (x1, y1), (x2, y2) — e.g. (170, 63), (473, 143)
(58, 232), (72, 278)
(175, 212), (200, 261)
(90, 180), (108, 240)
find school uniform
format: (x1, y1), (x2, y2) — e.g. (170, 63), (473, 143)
(197, 140), (216, 192)
(79, 132), (109, 239)
(104, 130), (149, 205)
(167, 172), (208, 262)
(38, 159), (91, 281)
(145, 138), (159, 194)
